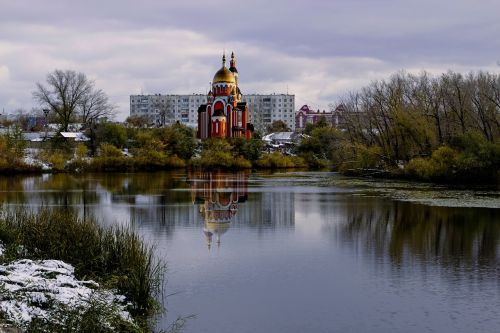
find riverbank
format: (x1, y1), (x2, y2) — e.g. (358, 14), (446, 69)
(0, 209), (164, 332)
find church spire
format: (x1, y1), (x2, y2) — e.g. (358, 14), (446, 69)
(229, 51), (238, 76)
(230, 51), (235, 67)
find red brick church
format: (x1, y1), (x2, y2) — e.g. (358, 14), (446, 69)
(197, 52), (253, 139)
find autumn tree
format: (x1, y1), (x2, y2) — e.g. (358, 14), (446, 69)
(267, 120), (290, 133)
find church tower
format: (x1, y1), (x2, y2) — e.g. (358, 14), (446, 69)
(197, 52), (253, 139)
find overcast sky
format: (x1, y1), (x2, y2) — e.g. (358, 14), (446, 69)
(1, 0), (499, 120)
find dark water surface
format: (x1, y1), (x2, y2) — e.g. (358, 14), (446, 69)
(1, 171), (499, 332)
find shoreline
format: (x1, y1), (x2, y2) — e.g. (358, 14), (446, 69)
(0, 209), (164, 332)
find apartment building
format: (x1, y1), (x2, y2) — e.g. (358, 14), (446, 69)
(241, 94), (295, 133)
(130, 93), (295, 132)
(129, 94), (207, 128)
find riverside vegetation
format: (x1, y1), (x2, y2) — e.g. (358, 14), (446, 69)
(3, 70), (499, 183)
(0, 208), (164, 332)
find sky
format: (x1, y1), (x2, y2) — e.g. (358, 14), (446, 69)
(1, 0), (499, 120)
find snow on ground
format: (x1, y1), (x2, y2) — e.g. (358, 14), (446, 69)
(23, 148), (51, 170)
(0, 258), (133, 329)
(0, 243), (4, 256)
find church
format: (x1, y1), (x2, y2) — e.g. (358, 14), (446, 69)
(197, 52), (253, 139)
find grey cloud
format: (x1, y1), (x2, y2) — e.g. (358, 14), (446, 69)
(1, 0), (500, 119)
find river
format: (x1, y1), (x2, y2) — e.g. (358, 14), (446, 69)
(0, 171), (499, 332)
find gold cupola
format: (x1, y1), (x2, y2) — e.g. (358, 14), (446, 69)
(213, 53), (236, 84)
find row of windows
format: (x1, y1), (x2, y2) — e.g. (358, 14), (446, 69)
(130, 99), (206, 103)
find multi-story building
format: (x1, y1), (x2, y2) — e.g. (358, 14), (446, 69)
(295, 104), (347, 132)
(129, 94), (207, 128)
(130, 93), (295, 133)
(241, 94), (295, 133)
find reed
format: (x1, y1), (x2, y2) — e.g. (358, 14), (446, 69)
(0, 208), (165, 330)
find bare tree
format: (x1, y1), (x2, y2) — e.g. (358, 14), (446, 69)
(33, 69), (114, 131)
(79, 88), (115, 125)
(152, 99), (173, 127)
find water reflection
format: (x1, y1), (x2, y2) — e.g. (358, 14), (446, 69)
(1, 172), (499, 332)
(188, 171), (249, 249)
(333, 197), (500, 275)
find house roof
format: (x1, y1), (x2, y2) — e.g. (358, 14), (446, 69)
(60, 132), (90, 141)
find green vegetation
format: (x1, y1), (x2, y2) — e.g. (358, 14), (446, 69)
(267, 120), (290, 133)
(0, 208), (164, 331)
(190, 138), (252, 169)
(256, 152), (306, 169)
(7, 69), (499, 182)
(0, 126), (36, 173)
(297, 71), (500, 182)
(296, 118), (341, 169)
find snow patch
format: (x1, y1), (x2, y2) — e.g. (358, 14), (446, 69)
(0, 259), (133, 329)
(22, 148), (51, 170)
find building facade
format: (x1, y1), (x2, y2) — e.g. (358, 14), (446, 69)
(197, 53), (252, 139)
(129, 94), (206, 128)
(241, 94), (295, 133)
(130, 93), (295, 133)
(295, 104), (346, 131)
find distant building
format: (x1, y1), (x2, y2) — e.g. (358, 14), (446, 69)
(129, 53), (294, 133)
(129, 92), (295, 133)
(129, 94), (205, 128)
(241, 94), (295, 133)
(295, 104), (347, 131)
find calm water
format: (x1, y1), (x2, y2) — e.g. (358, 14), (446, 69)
(1, 171), (499, 332)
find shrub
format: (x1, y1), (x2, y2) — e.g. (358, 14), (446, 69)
(256, 152), (303, 169)
(39, 150), (71, 171)
(405, 146), (459, 181)
(98, 143), (124, 158)
(405, 157), (436, 180)
(0, 208), (164, 326)
(75, 143), (89, 159)
(191, 138), (253, 169)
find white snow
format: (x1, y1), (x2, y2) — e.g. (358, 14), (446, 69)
(0, 242), (4, 256)
(22, 148), (51, 170)
(0, 258), (134, 329)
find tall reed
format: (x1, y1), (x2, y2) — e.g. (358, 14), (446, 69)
(0, 208), (164, 326)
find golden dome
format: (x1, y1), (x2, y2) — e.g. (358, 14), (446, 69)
(213, 66), (235, 84)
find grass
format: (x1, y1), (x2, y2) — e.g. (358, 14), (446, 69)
(0, 208), (165, 332)
(255, 152), (307, 169)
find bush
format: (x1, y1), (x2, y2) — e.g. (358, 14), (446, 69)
(154, 123), (196, 161)
(256, 152), (306, 169)
(0, 208), (164, 327)
(190, 138), (253, 170)
(405, 146), (459, 181)
(39, 150), (71, 171)
(337, 144), (384, 173)
(405, 157), (437, 180)
(0, 134), (37, 173)
(99, 143), (124, 158)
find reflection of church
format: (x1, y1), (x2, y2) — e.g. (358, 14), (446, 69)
(188, 171), (248, 248)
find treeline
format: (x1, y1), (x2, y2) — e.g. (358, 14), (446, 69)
(298, 71), (500, 182)
(0, 119), (309, 173)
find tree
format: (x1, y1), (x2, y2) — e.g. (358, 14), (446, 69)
(154, 123), (196, 160)
(33, 69), (114, 131)
(267, 120), (290, 133)
(125, 115), (149, 128)
(79, 88), (115, 125)
(95, 122), (128, 149)
(152, 99), (174, 126)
